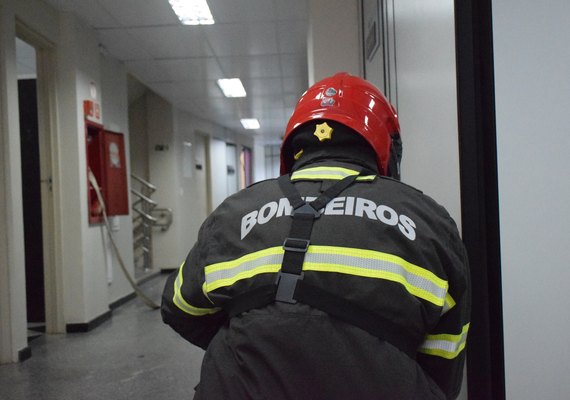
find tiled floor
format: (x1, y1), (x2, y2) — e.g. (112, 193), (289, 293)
(0, 274), (204, 400)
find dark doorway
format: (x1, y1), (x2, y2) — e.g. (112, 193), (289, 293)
(18, 78), (46, 330)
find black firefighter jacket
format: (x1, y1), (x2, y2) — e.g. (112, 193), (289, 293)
(161, 159), (471, 400)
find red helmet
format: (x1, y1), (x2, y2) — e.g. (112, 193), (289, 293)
(280, 72), (401, 177)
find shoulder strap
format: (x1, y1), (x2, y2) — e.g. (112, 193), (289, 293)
(275, 171), (361, 302)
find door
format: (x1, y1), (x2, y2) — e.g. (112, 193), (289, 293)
(16, 37), (47, 337)
(16, 26), (64, 335)
(18, 77), (46, 330)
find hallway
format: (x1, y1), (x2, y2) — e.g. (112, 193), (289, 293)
(0, 274), (203, 400)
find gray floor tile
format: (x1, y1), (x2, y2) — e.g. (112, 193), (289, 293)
(0, 274), (203, 400)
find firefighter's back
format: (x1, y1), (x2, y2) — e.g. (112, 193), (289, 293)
(194, 165), (455, 399)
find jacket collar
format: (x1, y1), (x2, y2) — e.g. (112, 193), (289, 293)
(290, 160), (378, 182)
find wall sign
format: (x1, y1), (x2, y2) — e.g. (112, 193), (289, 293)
(363, 0), (381, 61)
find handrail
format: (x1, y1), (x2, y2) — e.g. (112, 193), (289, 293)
(130, 189), (158, 207)
(131, 175), (173, 278)
(132, 206), (159, 223)
(131, 174), (157, 192)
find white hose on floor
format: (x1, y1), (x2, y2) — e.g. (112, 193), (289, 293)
(88, 169), (160, 310)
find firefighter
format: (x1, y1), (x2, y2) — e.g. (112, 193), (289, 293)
(161, 72), (471, 400)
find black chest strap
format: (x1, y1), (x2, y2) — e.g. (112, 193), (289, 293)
(275, 171), (362, 303)
(223, 170), (420, 359)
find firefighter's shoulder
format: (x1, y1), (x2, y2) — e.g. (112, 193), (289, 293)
(244, 176), (278, 190)
(376, 175), (424, 194)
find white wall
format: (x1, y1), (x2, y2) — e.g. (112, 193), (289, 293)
(56, 12), (116, 323)
(100, 53), (135, 304)
(176, 123), (209, 250)
(253, 140), (266, 182)
(307, 0), (362, 85)
(128, 87), (149, 181)
(146, 91), (180, 269)
(493, 1), (570, 398)
(71, 14), (117, 322)
(393, 1), (462, 227)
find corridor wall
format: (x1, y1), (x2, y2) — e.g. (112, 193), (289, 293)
(493, 0), (570, 398)
(0, 0), (136, 361)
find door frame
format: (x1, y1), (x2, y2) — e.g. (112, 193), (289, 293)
(454, 1), (506, 398)
(16, 21), (65, 334)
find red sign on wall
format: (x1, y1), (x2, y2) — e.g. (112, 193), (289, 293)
(83, 100), (101, 123)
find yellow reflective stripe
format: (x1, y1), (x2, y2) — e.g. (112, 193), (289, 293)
(204, 247), (284, 292)
(303, 246), (448, 306)
(204, 245), (449, 307)
(292, 173), (376, 181)
(419, 323), (470, 359)
(173, 263), (221, 316)
(291, 166), (376, 181)
(442, 293), (456, 315)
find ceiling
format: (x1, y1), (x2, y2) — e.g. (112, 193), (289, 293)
(41, 0), (310, 144)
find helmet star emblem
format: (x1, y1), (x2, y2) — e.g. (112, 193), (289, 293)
(313, 122), (334, 142)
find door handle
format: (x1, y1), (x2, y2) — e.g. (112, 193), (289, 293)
(40, 177), (53, 191)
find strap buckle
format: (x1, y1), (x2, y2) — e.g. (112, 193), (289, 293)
(275, 272), (303, 303)
(283, 237), (310, 253)
(293, 203), (321, 218)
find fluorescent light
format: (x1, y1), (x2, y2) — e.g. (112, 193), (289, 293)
(217, 78), (247, 98)
(169, 0), (215, 25)
(241, 118), (260, 130)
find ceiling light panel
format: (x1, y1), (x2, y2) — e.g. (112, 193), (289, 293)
(240, 118), (260, 130)
(169, 0), (215, 25)
(217, 78), (247, 98)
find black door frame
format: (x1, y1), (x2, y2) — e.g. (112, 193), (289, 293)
(455, 1), (506, 399)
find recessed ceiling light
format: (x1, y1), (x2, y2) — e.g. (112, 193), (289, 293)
(217, 78), (247, 98)
(241, 118), (260, 130)
(169, 0), (215, 25)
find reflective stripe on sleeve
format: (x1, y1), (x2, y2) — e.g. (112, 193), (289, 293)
(418, 323), (470, 359)
(204, 245), (450, 307)
(173, 263), (221, 316)
(291, 166), (376, 181)
(442, 293), (456, 315)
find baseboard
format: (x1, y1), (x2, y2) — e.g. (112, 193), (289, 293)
(18, 346), (32, 362)
(65, 273), (163, 333)
(66, 309), (112, 333)
(109, 292), (137, 310)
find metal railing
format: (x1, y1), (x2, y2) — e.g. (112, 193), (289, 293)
(131, 174), (173, 277)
